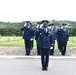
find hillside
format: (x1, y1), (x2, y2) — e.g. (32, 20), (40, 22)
(0, 20), (76, 36)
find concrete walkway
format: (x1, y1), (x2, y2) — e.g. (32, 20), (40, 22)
(0, 57), (76, 75)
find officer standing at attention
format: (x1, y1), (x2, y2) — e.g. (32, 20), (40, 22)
(21, 21), (34, 55)
(48, 24), (57, 55)
(56, 24), (69, 55)
(35, 20), (51, 71)
(34, 22), (42, 55)
(56, 25), (62, 52)
(30, 24), (34, 50)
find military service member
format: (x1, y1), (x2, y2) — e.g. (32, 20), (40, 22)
(30, 24), (34, 50)
(49, 24), (57, 55)
(21, 21), (34, 55)
(35, 20), (53, 71)
(56, 24), (69, 55)
(34, 22), (42, 55)
(56, 25), (62, 52)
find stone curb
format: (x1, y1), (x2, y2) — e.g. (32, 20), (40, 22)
(0, 56), (76, 60)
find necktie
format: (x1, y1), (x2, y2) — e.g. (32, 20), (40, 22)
(44, 28), (47, 33)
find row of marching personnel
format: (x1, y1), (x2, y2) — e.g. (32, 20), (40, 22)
(21, 20), (69, 56)
(21, 20), (69, 71)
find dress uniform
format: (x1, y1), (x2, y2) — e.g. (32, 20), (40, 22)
(21, 21), (34, 55)
(56, 26), (62, 52)
(35, 20), (52, 71)
(34, 22), (42, 55)
(30, 24), (34, 50)
(56, 24), (69, 55)
(48, 24), (57, 55)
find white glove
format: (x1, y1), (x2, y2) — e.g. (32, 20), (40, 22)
(24, 23), (26, 26)
(40, 24), (43, 28)
(30, 38), (34, 41)
(50, 47), (53, 50)
(36, 25), (39, 28)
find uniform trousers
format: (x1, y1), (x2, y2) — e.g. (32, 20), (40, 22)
(40, 48), (50, 68)
(24, 39), (31, 55)
(60, 41), (67, 55)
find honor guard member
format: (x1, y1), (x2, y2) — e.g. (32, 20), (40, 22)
(30, 24), (34, 50)
(21, 21), (34, 55)
(49, 24), (57, 55)
(35, 20), (51, 71)
(56, 24), (69, 55)
(56, 25), (62, 52)
(34, 22), (42, 55)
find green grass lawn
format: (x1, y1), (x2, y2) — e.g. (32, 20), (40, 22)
(0, 38), (37, 47)
(0, 36), (76, 47)
(0, 40), (24, 46)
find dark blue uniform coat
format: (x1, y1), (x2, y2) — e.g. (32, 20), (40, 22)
(21, 25), (34, 55)
(56, 28), (69, 55)
(34, 27), (52, 68)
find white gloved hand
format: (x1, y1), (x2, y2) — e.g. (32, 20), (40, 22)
(50, 47), (53, 50)
(40, 24), (43, 28)
(36, 25), (39, 28)
(24, 23), (26, 26)
(30, 38), (34, 41)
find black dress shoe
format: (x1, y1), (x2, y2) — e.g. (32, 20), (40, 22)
(42, 67), (45, 71)
(44, 67), (48, 71)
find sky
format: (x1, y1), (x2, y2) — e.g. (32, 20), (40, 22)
(0, 0), (76, 22)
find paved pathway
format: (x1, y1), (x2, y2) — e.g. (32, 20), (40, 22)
(0, 58), (76, 75)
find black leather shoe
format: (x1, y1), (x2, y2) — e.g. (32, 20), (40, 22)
(42, 67), (45, 71)
(44, 67), (48, 71)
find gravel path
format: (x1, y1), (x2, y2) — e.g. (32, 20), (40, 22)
(0, 46), (76, 56)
